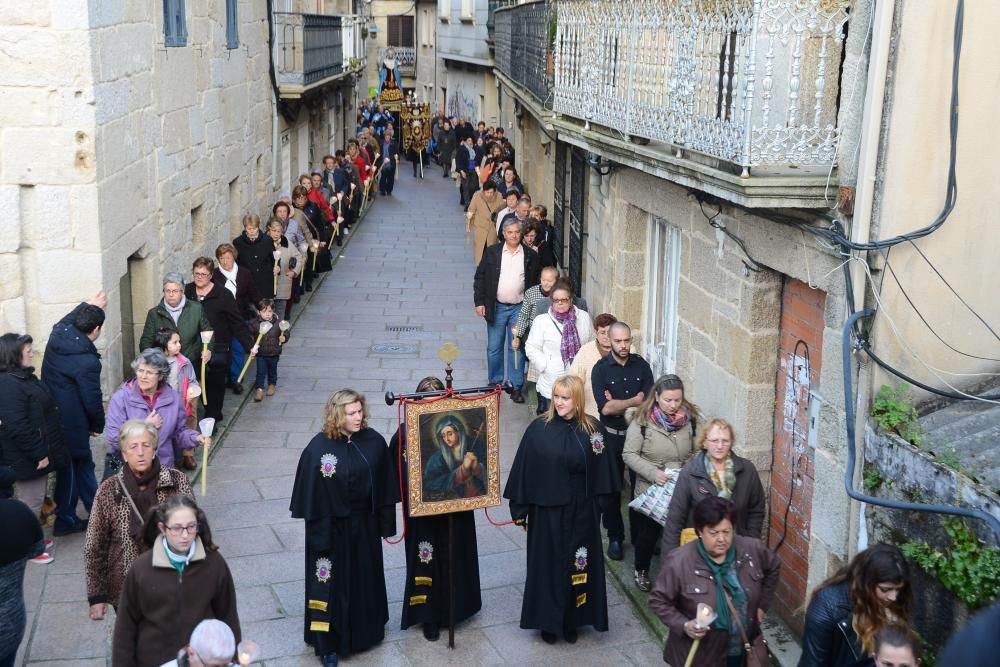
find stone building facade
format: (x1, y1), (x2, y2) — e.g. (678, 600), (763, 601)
(1, 1), (275, 391)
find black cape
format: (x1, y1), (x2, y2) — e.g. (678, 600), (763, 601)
(289, 428), (399, 658)
(389, 426), (482, 630)
(503, 415), (620, 634)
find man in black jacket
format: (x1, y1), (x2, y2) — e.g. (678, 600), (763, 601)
(42, 292), (108, 536)
(473, 218), (541, 403)
(186, 258), (257, 425)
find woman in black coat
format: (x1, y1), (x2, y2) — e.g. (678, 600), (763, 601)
(232, 214), (274, 300)
(0, 334), (69, 549)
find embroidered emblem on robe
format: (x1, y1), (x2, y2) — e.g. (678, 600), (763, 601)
(315, 557), (332, 583)
(590, 432), (605, 454)
(574, 547), (588, 571)
(572, 573), (588, 586)
(320, 453), (338, 477)
(417, 540), (434, 564)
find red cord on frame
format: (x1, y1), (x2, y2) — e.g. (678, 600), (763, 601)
(383, 386), (509, 543)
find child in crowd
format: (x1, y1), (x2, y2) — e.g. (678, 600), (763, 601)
(152, 326), (201, 466)
(266, 218), (300, 318)
(249, 299), (289, 402)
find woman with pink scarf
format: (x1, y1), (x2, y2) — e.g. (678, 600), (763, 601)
(525, 280), (593, 415)
(622, 375), (701, 593)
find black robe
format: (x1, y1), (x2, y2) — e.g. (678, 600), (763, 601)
(289, 428), (399, 658)
(389, 427), (482, 630)
(503, 415), (620, 634)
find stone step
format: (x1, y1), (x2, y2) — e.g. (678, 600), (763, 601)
(918, 399), (995, 433)
(921, 408), (1000, 449)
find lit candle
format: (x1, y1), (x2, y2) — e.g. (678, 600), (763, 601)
(199, 330), (213, 406)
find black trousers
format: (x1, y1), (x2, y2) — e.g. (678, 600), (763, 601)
(632, 509), (663, 571)
(600, 431), (627, 542)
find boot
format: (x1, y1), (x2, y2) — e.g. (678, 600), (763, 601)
(254, 388), (264, 402)
(267, 384), (276, 396)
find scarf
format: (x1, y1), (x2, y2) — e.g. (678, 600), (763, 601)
(704, 451), (736, 500)
(121, 458), (162, 540)
(549, 305), (581, 366)
(163, 296), (186, 325)
(651, 404), (689, 432)
(218, 265), (238, 297)
(695, 539), (748, 645)
(162, 536), (197, 574)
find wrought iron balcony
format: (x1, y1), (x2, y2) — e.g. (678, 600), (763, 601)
(494, 1), (551, 105)
(377, 46), (416, 75)
(272, 13), (365, 99)
(552, 0), (851, 175)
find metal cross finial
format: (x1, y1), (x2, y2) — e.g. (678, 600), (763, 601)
(438, 341), (460, 366)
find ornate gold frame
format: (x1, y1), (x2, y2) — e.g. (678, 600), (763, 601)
(404, 393), (501, 517)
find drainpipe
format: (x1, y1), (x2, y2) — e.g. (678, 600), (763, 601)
(846, 0), (896, 557)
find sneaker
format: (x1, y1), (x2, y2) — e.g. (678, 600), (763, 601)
(31, 553), (54, 565)
(44, 538), (53, 549)
(634, 569), (652, 592)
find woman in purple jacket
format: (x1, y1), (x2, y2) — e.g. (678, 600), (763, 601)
(104, 349), (205, 472)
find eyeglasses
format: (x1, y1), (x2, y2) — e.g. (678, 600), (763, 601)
(165, 523), (198, 536)
(135, 368), (159, 377)
(193, 271), (212, 278)
(552, 298), (571, 304)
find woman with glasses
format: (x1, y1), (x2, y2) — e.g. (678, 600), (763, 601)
(661, 418), (766, 553)
(525, 280), (593, 415)
(0, 332), (70, 564)
(84, 420), (192, 623)
(104, 349), (206, 472)
(113, 494), (240, 667)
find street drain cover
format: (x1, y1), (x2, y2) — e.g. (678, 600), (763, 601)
(371, 342), (419, 355)
(386, 325), (422, 332)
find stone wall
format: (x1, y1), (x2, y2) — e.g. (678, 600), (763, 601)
(0, 0), (274, 393)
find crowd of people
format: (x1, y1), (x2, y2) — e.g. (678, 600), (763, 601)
(0, 103), (994, 667)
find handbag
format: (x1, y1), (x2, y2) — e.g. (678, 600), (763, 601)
(722, 588), (770, 667)
(627, 469), (678, 526)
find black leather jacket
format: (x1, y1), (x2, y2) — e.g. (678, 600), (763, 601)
(798, 582), (863, 667)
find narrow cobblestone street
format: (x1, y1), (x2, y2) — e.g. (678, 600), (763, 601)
(16, 171), (663, 666)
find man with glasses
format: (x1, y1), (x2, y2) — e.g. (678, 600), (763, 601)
(591, 321), (653, 561)
(185, 258), (257, 426)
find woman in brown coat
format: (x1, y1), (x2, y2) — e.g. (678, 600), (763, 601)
(466, 180), (504, 265)
(661, 418), (766, 553)
(622, 374), (698, 592)
(112, 495), (240, 667)
(649, 496), (780, 666)
(84, 420), (192, 621)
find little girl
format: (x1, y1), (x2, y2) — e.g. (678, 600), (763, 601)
(152, 326), (201, 469)
(249, 299), (289, 402)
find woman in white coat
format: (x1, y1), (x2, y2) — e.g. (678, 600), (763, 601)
(525, 280), (593, 415)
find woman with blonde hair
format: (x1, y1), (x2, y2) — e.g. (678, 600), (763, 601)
(661, 417), (766, 553)
(289, 389), (399, 667)
(503, 375), (621, 645)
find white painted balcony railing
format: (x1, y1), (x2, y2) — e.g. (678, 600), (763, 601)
(552, 0), (851, 174)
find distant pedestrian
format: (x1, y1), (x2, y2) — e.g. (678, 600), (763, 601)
(185, 257), (257, 424)
(84, 420), (192, 622)
(0, 496), (45, 666)
(525, 280), (593, 415)
(378, 127), (398, 196)
(569, 313), (618, 419)
(649, 496), (780, 667)
(0, 332), (69, 564)
(41, 292), (108, 537)
(438, 121), (456, 178)
(139, 273), (214, 380)
(112, 495), (240, 667)
(290, 389), (399, 666)
(248, 299), (288, 402)
(466, 180), (503, 266)
(798, 544), (912, 667)
(503, 375), (620, 644)
(233, 215), (274, 302)
(590, 321), (654, 561)
(473, 218), (542, 404)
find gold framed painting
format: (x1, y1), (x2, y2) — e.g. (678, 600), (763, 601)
(404, 393), (501, 517)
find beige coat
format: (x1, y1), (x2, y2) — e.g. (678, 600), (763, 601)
(467, 189), (504, 265)
(271, 242), (301, 300)
(622, 418), (695, 497)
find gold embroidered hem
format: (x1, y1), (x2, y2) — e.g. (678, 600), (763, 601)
(576, 593), (587, 607)
(414, 576), (433, 586)
(571, 573), (588, 586)
(409, 594), (428, 605)
(308, 599), (329, 612)
(310, 621), (331, 633)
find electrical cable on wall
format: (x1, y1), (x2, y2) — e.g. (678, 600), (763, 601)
(771, 339), (810, 554)
(697, 198), (765, 273)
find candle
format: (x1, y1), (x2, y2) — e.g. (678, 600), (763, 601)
(197, 418), (215, 496)
(199, 330), (213, 406)
(298, 243), (309, 287)
(272, 250), (281, 295)
(237, 321), (273, 383)
(311, 239), (320, 271)
(683, 603), (717, 667)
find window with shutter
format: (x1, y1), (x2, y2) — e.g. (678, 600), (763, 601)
(387, 15), (415, 47)
(163, 0), (188, 47)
